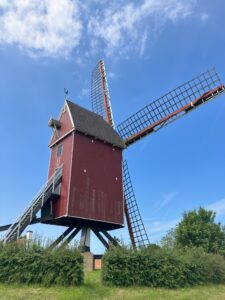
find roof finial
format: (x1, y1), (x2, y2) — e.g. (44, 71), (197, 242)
(64, 88), (69, 100)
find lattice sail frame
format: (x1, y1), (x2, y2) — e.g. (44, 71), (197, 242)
(117, 67), (225, 146)
(123, 160), (150, 248)
(91, 60), (115, 128)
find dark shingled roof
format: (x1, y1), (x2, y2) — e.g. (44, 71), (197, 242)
(66, 100), (125, 149)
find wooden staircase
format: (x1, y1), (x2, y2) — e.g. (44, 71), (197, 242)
(3, 167), (63, 244)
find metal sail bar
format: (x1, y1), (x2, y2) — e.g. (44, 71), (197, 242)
(123, 160), (150, 248)
(91, 60), (115, 128)
(117, 68), (225, 146)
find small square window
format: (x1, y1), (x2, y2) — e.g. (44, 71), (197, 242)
(57, 144), (63, 157)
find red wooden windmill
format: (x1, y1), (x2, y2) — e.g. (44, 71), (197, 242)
(1, 61), (224, 251)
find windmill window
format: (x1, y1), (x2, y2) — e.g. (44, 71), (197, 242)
(57, 144), (63, 157)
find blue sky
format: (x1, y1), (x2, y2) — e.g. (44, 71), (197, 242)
(0, 0), (225, 253)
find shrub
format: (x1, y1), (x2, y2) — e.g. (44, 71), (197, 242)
(177, 247), (225, 284)
(102, 246), (225, 288)
(0, 242), (83, 286)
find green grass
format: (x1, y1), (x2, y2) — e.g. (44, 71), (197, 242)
(1, 271), (225, 300)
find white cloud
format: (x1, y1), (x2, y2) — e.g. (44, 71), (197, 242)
(206, 198), (225, 217)
(159, 192), (178, 209)
(200, 12), (209, 22)
(145, 218), (178, 235)
(139, 30), (148, 56)
(145, 197), (225, 238)
(143, 196), (225, 244)
(0, 0), (199, 59)
(78, 87), (89, 98)
(0, 0), (82, 58)
(88, 0), (195, 56)
(108, 71), (116, 79)
(121, 217), (179, 244)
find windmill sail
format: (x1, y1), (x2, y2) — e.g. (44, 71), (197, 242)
(117, 67), (225, 146)
(90, 60), (149, 248)
(91, 60), (115, 128)
(123, 160), (150, 248)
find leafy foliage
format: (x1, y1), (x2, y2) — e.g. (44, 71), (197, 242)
(102, 246), (225, 288)
(175, 207), (225, 255)
(0, 242), (83, 286)
(161, 229), (176, 249)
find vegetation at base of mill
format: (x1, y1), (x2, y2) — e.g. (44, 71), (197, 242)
(161, 207), (225, 256)
(0, 241), (83, 286)
(1, 271), (225, 300)
(1, 207), (225, 290)
(102, 245), (225, 288)
(103, 208), (225, 288)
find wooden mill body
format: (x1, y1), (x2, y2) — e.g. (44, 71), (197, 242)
(41, 100), (125, 231)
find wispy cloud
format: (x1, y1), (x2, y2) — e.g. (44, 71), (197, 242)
(206, 198), (225, 217)
(88, 0), (195, 56)
(144, 218), (179, 243)
(147, 219), (178, 234)
(159, 192), (178, 209)
(78, 87), (90, 99)
(200, 12), (209, 22)
(0, 0), (82, 58)
(0, 0), (199, 59)
(139, 29), (148, 56)
(143, 196), (225, 243)
(108, 71), (117, 79)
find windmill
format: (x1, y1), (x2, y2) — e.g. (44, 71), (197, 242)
(1, 61), (224, 252)
(91, 61), (225, 248)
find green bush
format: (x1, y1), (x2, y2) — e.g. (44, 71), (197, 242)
(177, 247), (225, 284)
(102, 246), (225, 288)
(0, 242), (83, 286)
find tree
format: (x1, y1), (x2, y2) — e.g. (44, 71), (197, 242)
(175, 207), (225, 255)
(161, 228), (176, 249)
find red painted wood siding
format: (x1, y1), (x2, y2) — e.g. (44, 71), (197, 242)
(49, 103), (73, 147)
(47, 104), (124, 226)
(68, 133), (124, 225)
(48, 107), (74, 217)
